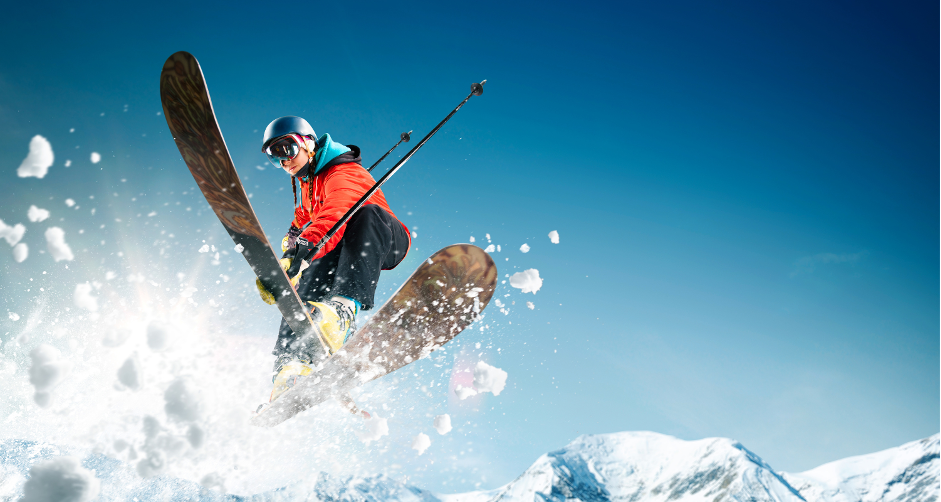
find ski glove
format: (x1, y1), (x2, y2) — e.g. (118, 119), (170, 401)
(281, 225), (302, 253)
(284, 236), (319, 278)
(256, 258), (301, 305)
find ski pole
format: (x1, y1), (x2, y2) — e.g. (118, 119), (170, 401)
(367, 131), (412, 173)
(295, 80), (486, 266)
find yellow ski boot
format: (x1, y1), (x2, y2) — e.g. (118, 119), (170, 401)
(307, 296), (359, 354)
(268, 296), (359, 403)
(270, 356), (312, 402)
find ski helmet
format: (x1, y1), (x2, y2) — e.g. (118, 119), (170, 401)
(261, 116), (317, 151)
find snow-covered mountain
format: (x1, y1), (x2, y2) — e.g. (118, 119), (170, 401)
(440, 432), (939, 502)
(782, 434), (939, 502)
(0, 432), (936, 501)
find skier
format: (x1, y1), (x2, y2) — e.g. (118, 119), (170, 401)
(255, 116), (410, 401)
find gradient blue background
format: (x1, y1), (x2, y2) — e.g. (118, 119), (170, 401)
(1, 0), (937, 492)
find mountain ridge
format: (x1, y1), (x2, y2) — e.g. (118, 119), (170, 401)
(0, 431), (936, 501)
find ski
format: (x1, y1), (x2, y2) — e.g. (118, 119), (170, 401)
(159, 51), (329, 360)
(251, 244), (497, 427)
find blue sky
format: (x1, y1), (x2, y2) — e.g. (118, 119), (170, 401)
(0, 0), (937, 494)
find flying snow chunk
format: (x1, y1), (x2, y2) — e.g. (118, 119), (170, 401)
(509, 269), (543, 294)
(187, 424), (205, 448)
(29, 344), (72, 407)
(520, 243), (530, 253)
(74, 283), (98, 312)
(201, 472), (226, 492)
(412, 433), (431, 455)
(484, 244), (495, 253)
(473, 361), (508, 396)
(44, 227), (74, 261)
(20, 456), (100, 502)
(28, 205), (50, 222)
(117, 355), (141, 390)
(17, 135), (54, 179)
(527, 301), (534, 310)
(198, 244), (210, 253)
(90, 152), (101, 164)
(102, 327), (132, 347)
(549, 230), (560, 244)
(434, 414), (452, 435)
(469, 236), (475, 243)
(147, 322), (171, 351)
(13, 243), (28, 262)
(165, 377), (201, 422)
(355, 414), (389, 445)
(64, 198), (75, 207)
(8, 312), (20, 321)
(234, 243), (244, 253)
(455, 384), (478, 400)
(0, 219), (26, 246)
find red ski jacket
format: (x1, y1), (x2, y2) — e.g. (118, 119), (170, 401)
(291, 161), (409, 265)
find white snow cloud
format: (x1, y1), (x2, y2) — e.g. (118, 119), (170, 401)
(90, 152), (101, 164)
(548, 230), (559, 244)
(17, 135), (54, 179)
(74, 283), (98, 312)
(434, 414), (452, 435)
(509, 269), (543, 294)
(0, 219), (26, 246)
(117, 355), (142, 390)
(355, 414), (389, 444)
(28, 205), (50, 222)
(520, 243), (530, 253)
(164, 377), (201, 422)
(455, 385), (478, 400)
(45, 227), (74, 261)
(147, 322), (171, 351)
(29, 344), (72, 407)
(101, 328), (131, 347)
(412, 433), (431, 455)
(13, 243), (28, 262)
(102, 327), (132, 347)
(473, 361), (508, 396)
(20, 456), (100, 502)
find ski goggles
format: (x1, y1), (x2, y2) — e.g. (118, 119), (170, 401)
(264, 135), (310, 166)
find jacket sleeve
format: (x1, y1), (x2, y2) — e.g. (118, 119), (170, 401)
(298, 165), (374, 261)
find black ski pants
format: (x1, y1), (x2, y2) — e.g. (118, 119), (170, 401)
(273, 204), (409, 358)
